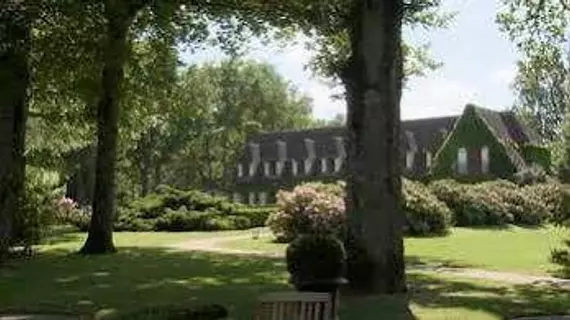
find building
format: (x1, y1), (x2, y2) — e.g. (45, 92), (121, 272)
(232, 104), (549, 205)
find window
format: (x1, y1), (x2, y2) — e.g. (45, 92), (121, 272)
(258, 192), (267, 205)
(292, 159), (298, 176)
(248, 192), (256, 205)
(232, 192), (242, 203)
(457, 148), (467, 174)
(406, 151), (414, 170)
(481, 146), (489, 174)
(249, 143), (260, 177)
(237, 164), (244, 177)
(249, 162), (258, 177)
(276, 161), (284, 176)
(277, 140), (287, 159)
(263, 161), (270, 177)
(321, 158), (328, 173)
(425, 151), (432, 168)
(304, 159), (313, 175)
(334, 157), (343, 172)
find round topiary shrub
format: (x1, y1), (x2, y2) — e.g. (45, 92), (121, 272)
(286, 234), (347, 290)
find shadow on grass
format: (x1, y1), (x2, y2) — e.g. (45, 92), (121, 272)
(406, 255), (475, 269)
(1, 247), (569, 320)
(407, 272), (570, 319)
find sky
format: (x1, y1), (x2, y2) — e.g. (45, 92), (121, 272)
(181, 0), (520, 121)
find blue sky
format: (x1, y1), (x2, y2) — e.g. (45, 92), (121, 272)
(182, 0), (519, 121)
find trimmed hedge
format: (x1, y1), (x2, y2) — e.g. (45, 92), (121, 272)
(430, 179), (559, 226)
(74, 186), (277, 232)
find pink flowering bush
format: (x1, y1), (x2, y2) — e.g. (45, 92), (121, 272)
(266, 182), (346, 243)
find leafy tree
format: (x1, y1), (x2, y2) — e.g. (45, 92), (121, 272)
(125, 59), (314, 195)
(497, 0), (570, 142)
(0, 1), (32, 258)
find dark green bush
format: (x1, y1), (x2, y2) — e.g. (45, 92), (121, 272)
(286, 234), (346, 287)
(233, 206), (277, 227)
(403, 179), (452, 235)
(514, 164), (549, 186)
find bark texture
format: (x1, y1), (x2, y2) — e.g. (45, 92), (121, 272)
(342, 0), (406, 293)
(80, 1), (144, 254)
(0, 2), (31, 259)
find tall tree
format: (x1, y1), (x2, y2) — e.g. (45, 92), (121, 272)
(0, 1), (32, 258)
(342, 0), (406, 293)
(497, 0), (570, 141)
(80, 0), (149, 254)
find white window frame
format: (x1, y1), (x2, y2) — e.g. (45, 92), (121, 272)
(481, 146), (490, 174)
(258, 192), (267, 205)
(263, 161), (270, 177)
(249, 162), (257, 177)
(334, 157), (343, 172)
(276, 161), (284, 176)
(304, 159), (313, 175)
(425, 151), (432, 168)
(406, 151), (414, 170)
(237, 164), (244, 177)
(457, 147), (468, 174)
(321, 158), (328, 173)
(292, 159), (298, 176)
(248, 192), (256, 205)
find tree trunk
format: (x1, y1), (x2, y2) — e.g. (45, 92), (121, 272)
(80, 2), (143, 254)
(342, 0), (406, 294)
(0, 2), (31, 259)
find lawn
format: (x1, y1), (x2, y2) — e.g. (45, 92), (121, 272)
(223, 226), (570, 276)
(1, 231), (570, 319)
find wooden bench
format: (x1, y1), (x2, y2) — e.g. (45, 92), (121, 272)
(254, 291), (337, 320)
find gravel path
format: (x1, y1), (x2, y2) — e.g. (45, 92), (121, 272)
(168, 234), (570, 289)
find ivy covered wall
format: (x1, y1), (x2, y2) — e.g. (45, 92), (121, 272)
(431, 106), (517, 179)
(519, 144), (551, 171)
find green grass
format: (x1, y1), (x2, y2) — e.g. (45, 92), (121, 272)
(1, 233), (570, 319)
(224, 226), (570, 276)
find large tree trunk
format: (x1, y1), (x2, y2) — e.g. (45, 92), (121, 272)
(0, 2), (31, 259)
(342, 0), (406, 294)
(80, 1), (143, 254)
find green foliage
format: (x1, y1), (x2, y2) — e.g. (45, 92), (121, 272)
(432, 105), (518, 179)
(73, 186), (277, 232)
(497, 0), (570, 142)
(286, 234), (346, 284)
(430, 180), (513, 226)
(403, 179), (452, 236)
(519, 144), (551, 171)
(430, 179), (558, 227)
(13, 167), (63, 248)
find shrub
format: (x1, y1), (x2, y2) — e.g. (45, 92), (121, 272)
(525, 183), (570, 225)
(266, 183), (346, 243)
(430, 180), (513, 226)
(12, 167), (62, 249)
(286, 234), (346, 288)
(514, 164), (548, 186)
(154, 207), (218, 232)
(233, 205), (277, 227)
(403, 179), (452, 235)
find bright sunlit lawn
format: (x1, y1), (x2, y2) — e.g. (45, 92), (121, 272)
(224, 226), (570, 276)
(1, 229), (570, 319)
